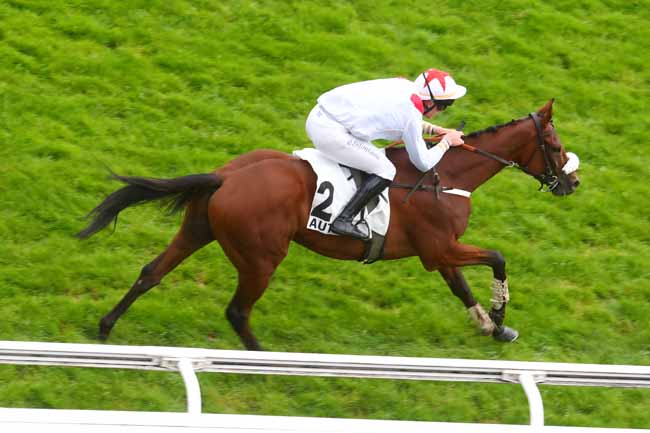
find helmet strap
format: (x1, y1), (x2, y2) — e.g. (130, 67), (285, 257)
(422, 72), (437, 115)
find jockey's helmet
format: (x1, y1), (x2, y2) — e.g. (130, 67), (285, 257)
(414, 69), (467, 101)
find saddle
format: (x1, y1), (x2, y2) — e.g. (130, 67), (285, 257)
(293, 148), (389, 264)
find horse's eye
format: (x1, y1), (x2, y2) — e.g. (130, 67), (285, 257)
(550, 147), (562, 153)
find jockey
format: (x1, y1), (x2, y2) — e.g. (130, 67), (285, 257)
(305, 68), (467, 241)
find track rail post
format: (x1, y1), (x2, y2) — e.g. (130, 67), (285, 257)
(160, 358), (203, 414)
(503, 370), (545, 426)
(519, 372), (544, 427)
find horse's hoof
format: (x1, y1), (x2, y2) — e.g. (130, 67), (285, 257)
(493, 326), (519, 342)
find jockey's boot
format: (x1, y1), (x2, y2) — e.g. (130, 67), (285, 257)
(330, 174), (391, 241)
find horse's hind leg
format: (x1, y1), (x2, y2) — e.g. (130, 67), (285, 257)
(98, 202), (213, 340)
(225, 270), (275, 351)
(220, 239), (289, 351)
(439, 266), (495, 336)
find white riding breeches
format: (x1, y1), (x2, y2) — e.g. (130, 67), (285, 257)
(305, 105), (397, 180)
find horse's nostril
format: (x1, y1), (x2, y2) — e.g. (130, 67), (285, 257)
(573, 179), (580, 188)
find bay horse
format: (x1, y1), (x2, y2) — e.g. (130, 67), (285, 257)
(78, 99), (580, 350)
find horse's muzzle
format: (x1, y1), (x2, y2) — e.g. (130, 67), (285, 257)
(552, 172), (580, 196)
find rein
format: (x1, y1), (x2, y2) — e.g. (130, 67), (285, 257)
(456, 113), (560, 192)
(393, 121), (464, 203)
(390, 113), (561, 199)
(458, 113), (558, 192)
(458, 143), (516, 167)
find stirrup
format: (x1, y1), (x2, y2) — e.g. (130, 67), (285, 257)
(330, 218), (371, 241)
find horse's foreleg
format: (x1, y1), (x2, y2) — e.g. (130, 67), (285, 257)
(442, 243), (518, 342)
(438, 267), (495, 336)
(99, 203), (213, 340)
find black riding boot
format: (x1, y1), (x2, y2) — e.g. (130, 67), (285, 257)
(330, 174), (391, 240)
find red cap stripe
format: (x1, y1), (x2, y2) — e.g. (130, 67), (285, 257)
(425, 69), (449, 91)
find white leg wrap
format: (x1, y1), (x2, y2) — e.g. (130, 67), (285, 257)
(491, 278), (510, 310)
(468, 304), (495, 336)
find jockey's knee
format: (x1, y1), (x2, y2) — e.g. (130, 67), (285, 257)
(376, 163), (396, 181)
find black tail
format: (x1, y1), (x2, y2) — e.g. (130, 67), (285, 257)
(77, 171), (223, 239)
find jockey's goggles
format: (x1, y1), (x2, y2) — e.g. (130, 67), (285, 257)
(434, 99), (454, 111)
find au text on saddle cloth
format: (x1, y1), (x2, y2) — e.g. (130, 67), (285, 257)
(293, 148), (390, 237)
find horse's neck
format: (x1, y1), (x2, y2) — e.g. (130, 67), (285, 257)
(439, 121), (530, 192)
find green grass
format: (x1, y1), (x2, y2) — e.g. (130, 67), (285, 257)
(1, 0), (650, 428)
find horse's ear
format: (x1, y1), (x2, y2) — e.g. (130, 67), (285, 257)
(537, 98), (555, 123)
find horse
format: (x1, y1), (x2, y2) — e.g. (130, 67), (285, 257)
(78, 99), (580, 351)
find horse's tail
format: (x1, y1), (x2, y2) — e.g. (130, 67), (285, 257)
(77, 171), (223, 239)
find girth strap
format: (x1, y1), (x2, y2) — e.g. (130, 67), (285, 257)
(390, 182), (471, 197)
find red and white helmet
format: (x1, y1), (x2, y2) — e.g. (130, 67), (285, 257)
(414, 68), (466, 100)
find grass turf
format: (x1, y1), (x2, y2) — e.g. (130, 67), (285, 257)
(1, 0), (649, 428)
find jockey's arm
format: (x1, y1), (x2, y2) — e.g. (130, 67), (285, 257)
(422, 121), (441, 136)
(423, 121), (462, 137)
(423, 120), (465, 146)
(404, 117), (451, 172)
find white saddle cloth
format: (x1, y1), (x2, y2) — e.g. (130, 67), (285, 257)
(293, 148), (390, 238)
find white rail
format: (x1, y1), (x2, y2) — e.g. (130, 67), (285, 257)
(0, 407), (647, 433)
(1, 341), (649, 431)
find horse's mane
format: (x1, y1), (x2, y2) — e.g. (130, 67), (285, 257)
(465, 116), (528, 139)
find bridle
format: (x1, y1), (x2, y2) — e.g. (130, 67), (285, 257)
(461, 112), (560, 192)
(392, 112), (565, 202)
(524, 112), (560, 191)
